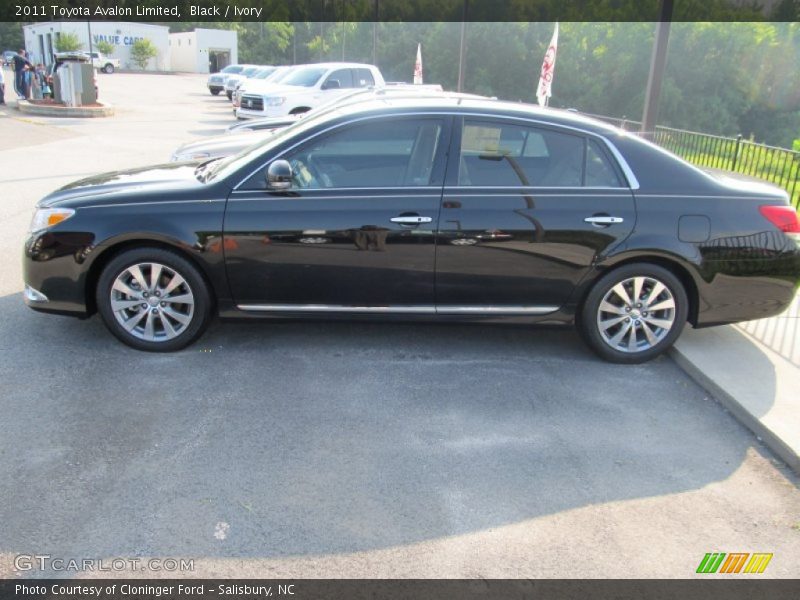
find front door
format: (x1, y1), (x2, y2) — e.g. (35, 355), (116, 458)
(224, 115), (451, 310)
(435, 117), (636, 312)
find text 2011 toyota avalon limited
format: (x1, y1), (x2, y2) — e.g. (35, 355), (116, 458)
(23, 96), (800, 362)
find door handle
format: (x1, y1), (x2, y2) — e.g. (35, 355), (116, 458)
(391, 216), (433, 224)
(584, 216), (624, 225)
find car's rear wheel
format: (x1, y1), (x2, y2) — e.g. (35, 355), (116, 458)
(103, 63), (114, 74)
(226, 91), (232, 100)
(579, 263), (688, 363)
(96, 248), (211, 352)
(210, 89), (220, 96)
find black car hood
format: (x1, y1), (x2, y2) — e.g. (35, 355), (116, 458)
(39, 162), (214, 208)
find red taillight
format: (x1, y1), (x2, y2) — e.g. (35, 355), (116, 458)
(759, 205), (800, 233)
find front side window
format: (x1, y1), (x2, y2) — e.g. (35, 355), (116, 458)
(275, 118), (444, 190)
(323, 69), (354, 89)
(458, 120), (621, 188)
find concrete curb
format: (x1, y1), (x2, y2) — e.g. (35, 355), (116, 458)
(670, 342), (800, 474)
(17, 99), (114, 118)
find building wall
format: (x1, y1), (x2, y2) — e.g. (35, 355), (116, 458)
(168, 32), (197, 73)
(23, 22), (170, 71)
(193, 29), (238, 74)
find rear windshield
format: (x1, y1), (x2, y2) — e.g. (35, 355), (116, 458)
(281, 67), (327, 87)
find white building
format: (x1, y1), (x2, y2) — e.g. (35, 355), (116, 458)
(169, 29), (238, 74)
(24, 22), (170, 70)
(22, 23), (238, 73)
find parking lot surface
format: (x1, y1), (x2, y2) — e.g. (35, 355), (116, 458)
(1, 73), (799, 578)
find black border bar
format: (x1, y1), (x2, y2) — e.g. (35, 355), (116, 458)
(3, 0), (799, 23)
(2, 579), (800, 600)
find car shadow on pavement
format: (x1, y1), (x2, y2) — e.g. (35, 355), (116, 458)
(0, 291), (784, 570)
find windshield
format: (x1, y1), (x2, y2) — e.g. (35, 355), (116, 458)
(221, 65), (244, 74)
(280, 67), (328, 88)
(253, 67), (276, 79)
(241, 67), (260, 77)
(204, 107), (346, 183)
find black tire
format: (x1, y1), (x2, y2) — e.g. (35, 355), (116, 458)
(210, 89), (221, 96)
(103, 63), (114, 74)
(226, 91), (233, 100)
(578, 263), (688, 364)
(96, 247), (212, 352)
(289, 107), (311, 115)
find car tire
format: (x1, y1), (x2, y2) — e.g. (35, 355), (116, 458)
(210, 89), (220, 96)
(579, 263), (688, 364)
(103, 63), (114, 74)
(226, 91), (233, 100)
(96, 247), (212, 352)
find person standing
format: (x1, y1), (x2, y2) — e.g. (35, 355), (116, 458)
(0, 64), (6, 104)
(12, 49), (32, 99)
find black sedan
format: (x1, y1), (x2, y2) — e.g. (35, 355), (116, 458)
(22, 97), (800, 362)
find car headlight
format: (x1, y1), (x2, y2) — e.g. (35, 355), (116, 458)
(29, 208), (75, 233)
(265, 96), (285, 106)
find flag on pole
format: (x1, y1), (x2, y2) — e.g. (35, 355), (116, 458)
(413, 43), (423, 84)
(536, 23), (559, 107)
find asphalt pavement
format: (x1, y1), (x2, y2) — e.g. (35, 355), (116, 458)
(0, 72), (798, 579)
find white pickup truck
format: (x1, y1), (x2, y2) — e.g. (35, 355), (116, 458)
(85, 52), (120, 74)
(236, 62), (385, 120)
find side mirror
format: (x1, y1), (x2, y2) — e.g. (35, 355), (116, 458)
(322, 79), (340, 90)
(266, 159), (293, 190)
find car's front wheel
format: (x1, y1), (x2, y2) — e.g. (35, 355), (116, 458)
(579, 263), (688, 363)
(96, 248), (212, 351)
(210, 89), (220, 96)
(103, 63), (114, 74)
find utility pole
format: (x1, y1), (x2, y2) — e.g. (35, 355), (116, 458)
(640, 0), (674, 136)
(456, 0), (468, 92)
(373, 0), (378, 65)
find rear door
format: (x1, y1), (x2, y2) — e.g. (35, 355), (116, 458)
(435, 116), (636, 312)
(224, 115), (451, 310)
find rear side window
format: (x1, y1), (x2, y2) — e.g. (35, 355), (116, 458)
(458, 120), (623, 188)
(355, 68), (375, 88)
(586, 139), (623, 187)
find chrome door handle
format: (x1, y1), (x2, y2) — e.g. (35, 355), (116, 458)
(584, 216), (624, 225)
(391, 216), (432, 224)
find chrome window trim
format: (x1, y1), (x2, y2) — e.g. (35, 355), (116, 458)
(230, 110), (640, 192)
(236, 304), (559, 315)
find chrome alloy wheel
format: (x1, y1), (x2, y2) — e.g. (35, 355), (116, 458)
(596, 276), (676, 353)
(109, 262), (195, 342)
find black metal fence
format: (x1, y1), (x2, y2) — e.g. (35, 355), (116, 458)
(584, 114), (800, 209)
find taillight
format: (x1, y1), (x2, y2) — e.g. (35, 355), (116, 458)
(759, 205), (800, 233)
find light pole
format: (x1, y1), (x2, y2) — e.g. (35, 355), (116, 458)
(456, 0), (468, 92)
(640, 0), (674, 136)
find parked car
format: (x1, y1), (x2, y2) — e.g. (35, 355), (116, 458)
(225, 115), (303, 134)
(206, 64), (255, 96)
(23, 98), (800, 361)
(223, 65), (267, 100)
(232, 66), (295, 114)
(3, 50), (16, 66)
(170, 130), (272, 162)
(83, 51), (120, 74)
(236, 62), (385, 119)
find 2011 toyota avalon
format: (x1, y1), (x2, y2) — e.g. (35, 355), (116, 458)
(22, 97), (800, 362)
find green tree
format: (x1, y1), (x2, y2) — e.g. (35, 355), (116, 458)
(95, 40), (115, 56)
(54, 32), (83, 52)
(130, 38), (158, 69)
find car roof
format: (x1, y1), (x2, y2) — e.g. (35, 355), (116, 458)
(292, 62), (377, 70)
(322, 95), (624, 137)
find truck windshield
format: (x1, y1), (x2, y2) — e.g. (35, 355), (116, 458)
(280, 67), (327, 87)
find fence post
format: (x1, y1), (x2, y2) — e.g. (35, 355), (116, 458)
(730, 134), (743, 171)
